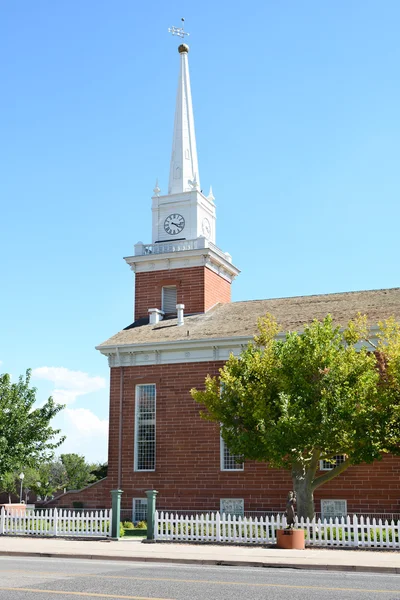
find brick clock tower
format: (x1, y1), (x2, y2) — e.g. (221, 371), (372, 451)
(125, 42), (239, 322)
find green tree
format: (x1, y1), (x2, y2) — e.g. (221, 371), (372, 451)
(90, 462), (108, 481)
(21, 466), (41, 503)
(48, 459), (68, 492)
(191, 314), (400, 520)
(32, 463), (61, 501)
(60, 453), (95, 490)
(0, 370), (65, 479)
(0, 472), (18, 503)
(20, 465), (58, 503)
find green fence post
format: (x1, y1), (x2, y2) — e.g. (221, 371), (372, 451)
(111, 489), (123, 539)
(146, 490), (158, 541)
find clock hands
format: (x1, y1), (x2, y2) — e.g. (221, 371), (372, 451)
(164, 213), (185, 235)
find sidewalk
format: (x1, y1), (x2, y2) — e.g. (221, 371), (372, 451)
(0, 536), (399, 573)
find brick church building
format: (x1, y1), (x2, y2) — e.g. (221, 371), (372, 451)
(51, 41), (400, 521)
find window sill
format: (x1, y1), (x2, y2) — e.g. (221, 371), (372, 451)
(134, 469), (156, 473)
(220, 469), (244, 472)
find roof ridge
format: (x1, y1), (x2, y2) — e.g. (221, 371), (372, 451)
(229, 287), (400, 306)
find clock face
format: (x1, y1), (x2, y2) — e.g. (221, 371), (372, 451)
(202, 217), (211, 238)
(164, 213), (185, 235)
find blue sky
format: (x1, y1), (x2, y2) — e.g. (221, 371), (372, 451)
(1, 1), (399, 462)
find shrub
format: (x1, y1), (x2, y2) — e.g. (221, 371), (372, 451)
(136, 520), (147, 529)
(119, 522), (125, 537)
(123, 521), (134, 529)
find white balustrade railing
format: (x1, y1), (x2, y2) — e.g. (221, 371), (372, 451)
(155, 511), (400, 548)
(135, 239), (201, 256)
(134, 238), (231, 263)
(0, 508), (111, 538)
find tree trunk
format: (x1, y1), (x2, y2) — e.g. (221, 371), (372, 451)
(292, 465), (315, 521)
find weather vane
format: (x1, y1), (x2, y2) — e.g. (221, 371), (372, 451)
(168, 17), (190, 39)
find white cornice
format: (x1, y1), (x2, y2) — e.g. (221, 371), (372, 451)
(97, 336), (253, 367)
(124, 244), (240, 283)
(96, 327), (380, 368)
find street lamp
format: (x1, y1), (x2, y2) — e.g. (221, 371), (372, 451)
(19, 473), (24, 503)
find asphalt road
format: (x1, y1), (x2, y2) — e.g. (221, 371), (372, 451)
(0, 556), (399, 600)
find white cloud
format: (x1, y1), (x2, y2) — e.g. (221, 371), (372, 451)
(58, 408), (109, 462)
(65, 407), (108, 437)
(31, 367), (109, 461)
(32, 366), (106, 405)
(52, 389), (82, 404)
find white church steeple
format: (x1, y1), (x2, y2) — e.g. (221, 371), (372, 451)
(126, 31), (240, 290)
(168, 44), (200, 195)
(150, 38), (217, 246)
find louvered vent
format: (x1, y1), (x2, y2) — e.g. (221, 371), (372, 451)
(162, 286), (177, 314)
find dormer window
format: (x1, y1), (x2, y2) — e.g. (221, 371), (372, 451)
(162, 286), (177, 314)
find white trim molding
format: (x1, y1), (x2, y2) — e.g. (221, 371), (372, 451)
(124, 238), (240, 284)
(97, 328), (380, 368)
(98, 336), (252, 368)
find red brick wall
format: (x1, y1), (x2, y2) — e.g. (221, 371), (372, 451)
(134, 267), (231, 320)
(52, 360), (400, 514)
(101, 362), (400, 515)
(204, 268), (231, 311)
(46, 478), (110, 509)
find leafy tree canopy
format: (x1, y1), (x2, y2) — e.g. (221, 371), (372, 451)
(0, 456), (106, 504)
(29, 463), (61, 501)
(90, 462), (108, 481)
(60, 453), (96, 491)
(0, 471), (18, 503)
(0, 370), (64, 479)
(191, 314), (400, 519)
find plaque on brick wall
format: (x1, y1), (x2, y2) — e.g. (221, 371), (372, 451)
(220, 498), (244, 516)
(321, 499), (347, 520)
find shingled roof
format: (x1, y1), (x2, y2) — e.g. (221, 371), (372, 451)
(97, 288), (400, 348)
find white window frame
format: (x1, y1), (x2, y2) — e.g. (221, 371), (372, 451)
(132, 498), (148, 523)
(161, 285), (177, 314)
(319, 455), (346, 471)
(219, 380), (243, 471)
(220, 435), (244, 471)
(134, 384), (156, 472)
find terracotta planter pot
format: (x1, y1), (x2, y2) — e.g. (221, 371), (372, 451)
(276, 528), (305, 550)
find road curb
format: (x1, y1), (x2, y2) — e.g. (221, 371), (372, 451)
(0, 550), (399, 574)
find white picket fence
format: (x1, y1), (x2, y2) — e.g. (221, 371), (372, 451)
(155, 511), (400, 548)
(0, 508), (111, 538)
